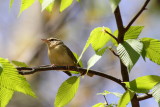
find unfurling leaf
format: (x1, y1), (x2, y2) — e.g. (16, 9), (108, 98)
(97, 90), (122, 98)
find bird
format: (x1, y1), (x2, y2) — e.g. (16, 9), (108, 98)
(41, 37), (79, 76)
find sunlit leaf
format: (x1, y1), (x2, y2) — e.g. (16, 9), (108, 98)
(78, 27), (111, 62)
(92, 102), (106, 107)
(19, 0), (35, 15)
(11, 60), (28, 67)
(9, 0), (14, 8)
(87, 47), (108, 70)
(152, 82), (160, 102)
(141, 38), (160, 64)
(124, 26), (144, 40)
(0, 87), (14, 107)
(54, 76), (80, 107)
(117, 39), (143, 71)
(109, 0), (121, 12)
(124, 75), (160, 93)
(0, 57), (36, 107)
(60, 0), (73, 12)
(41, 0), (54, 12)
(118, 90), (134, 107)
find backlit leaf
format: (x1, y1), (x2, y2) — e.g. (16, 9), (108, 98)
(118, 90), (134, 107)
(109, 0), (121, 12)
(60, 0), (73, 12)
(0, 57), (36, 107)
(19, 0), (35, 15)
(141, 38), (160, 64)
(54, 76), (80, 107)
(78, 27), (111, 62)
(124, 75), (160, 93)
(117, 39), (143, 72)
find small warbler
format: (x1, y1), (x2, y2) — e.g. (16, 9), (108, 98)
(42, 38), (79, 76)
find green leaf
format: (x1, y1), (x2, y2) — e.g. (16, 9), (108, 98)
(11, 60), (28, 67)
(152, 82), (160, 102)
(0, 58), (36, 102)
(118, 90), (134, 107)
(41, 0), (55, 12)
(60, 0), (73, 12)
(124, 75), (160, 93)
(54, 76), (80, 107)
(9, 0), (14, 8)
(97, 90), (122, 98)
(117, 39), (143, 72)
(87, 47), (108, 70)
(124, 26), (144, 40)
(114, 26), (144, 42)
(141, 38), (160, 65)
(0, 87), (14, 107)
(111, 30), (119, 46)
(19, 0), (35, 15)
(92, 102), (106, 107)
(109, 0), (121, 12)
(78, 27), (111, 62)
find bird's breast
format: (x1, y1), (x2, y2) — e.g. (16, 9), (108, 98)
(48, 45), (75, 66)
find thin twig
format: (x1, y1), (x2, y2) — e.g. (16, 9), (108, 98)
(17, 65), (126, 89)
(103, 95), (108, 105)
(125, 0), (150, 31)
(109, 48), (119, 57)
(103, 29), (119, 43)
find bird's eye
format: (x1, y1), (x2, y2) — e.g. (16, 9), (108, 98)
(48, 38), (54, 41)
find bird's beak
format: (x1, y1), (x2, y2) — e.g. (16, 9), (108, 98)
(41, 39), (49, 43)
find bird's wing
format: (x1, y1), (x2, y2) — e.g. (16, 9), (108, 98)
(63, 45), (80, 67)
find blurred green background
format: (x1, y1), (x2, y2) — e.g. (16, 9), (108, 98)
(0, 0), (160, 107)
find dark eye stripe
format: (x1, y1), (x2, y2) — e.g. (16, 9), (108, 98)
(48, 38), (55, 41)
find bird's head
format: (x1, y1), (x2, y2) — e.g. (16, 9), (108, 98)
(41, 38), (63, 48)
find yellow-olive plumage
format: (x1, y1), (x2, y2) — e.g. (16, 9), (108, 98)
(42, 38), (79, 76)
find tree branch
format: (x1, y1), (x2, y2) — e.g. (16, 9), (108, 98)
(114, 6), (125, 43)
(114, 5), (140, 107)
(125, 0), (150, 31)
(17, 65), (126, 89)
(137, 93), (152, 101)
